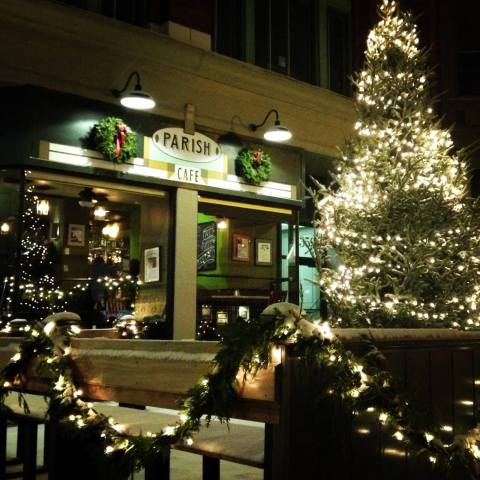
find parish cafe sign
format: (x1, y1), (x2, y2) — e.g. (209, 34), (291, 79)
(152, 127), (221, 164)
(152, 127), (223, 185)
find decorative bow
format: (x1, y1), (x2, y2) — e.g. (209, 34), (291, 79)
(252, 149), (263, 165)
(115, 124), (127, 157)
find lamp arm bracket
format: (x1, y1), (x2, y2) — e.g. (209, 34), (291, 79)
(249, 109), (280, 131)
(112, 71), (141, 97)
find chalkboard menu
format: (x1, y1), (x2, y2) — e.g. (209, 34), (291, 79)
(197, 221), (217, 271)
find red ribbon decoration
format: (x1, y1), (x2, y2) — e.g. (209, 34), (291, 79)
(251, 149), (262, 165)
(115, 124), (127, 157)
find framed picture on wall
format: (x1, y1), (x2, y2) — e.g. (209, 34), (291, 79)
(67, 224), (85, 247)
(144, 246), (161, 283)
(232, 233), (251, 262)
(255, 239), (272, 266)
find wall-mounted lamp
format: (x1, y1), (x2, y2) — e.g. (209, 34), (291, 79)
(249, 109), (292, 143)
(36, 199), (50, 216)
(112, 71), (156, 110)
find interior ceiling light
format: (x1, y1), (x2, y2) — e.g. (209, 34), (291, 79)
(1, 222), (10, 234)
(249, 109), (292, 143)
(112, 71), (156, 110)
(78, 187), (98, 208)
(94, 205), (108, 219)
(102, 223), (120, 239)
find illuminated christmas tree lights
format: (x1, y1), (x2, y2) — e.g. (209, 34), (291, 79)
(310, 0), (480, 328)
(17, 188), (64, 320)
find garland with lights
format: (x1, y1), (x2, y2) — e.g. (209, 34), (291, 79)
(235, 148), (272, 185)
(1, 304), (479, 478)
(91, 117), (137, 164)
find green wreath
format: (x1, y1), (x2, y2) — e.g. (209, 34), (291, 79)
(235, 148), (272, 186)
(92, 117), (137, 164)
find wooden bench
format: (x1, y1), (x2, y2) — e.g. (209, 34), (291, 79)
(0, 338), (275, 479)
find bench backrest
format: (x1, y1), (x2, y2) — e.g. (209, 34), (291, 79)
(0, 336), (280, 423)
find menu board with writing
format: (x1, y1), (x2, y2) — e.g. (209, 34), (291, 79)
(197, 221), (217, 271)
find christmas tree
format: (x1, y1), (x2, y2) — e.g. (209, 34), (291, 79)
(310, 0), (480, 328)
(17, 188), (64, 321)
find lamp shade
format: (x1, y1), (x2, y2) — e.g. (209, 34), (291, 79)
(250, 109), (292, 143)
(264, 124), (292, 142)
(113, 72), (156, 110)
(120, 89), (156, 110)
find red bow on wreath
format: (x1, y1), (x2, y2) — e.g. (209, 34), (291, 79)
(252, 149), (263, 165)
(115, 124), (127, 158)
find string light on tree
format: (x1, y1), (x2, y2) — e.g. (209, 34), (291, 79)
(309, 0), (480, 330)
(16, 187), (65, 321)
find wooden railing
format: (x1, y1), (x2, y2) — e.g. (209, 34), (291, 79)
(1, 329), (480, 479)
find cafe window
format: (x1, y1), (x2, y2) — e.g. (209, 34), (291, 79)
(196, 199), (292, 340)
(0, 171), (172, 336)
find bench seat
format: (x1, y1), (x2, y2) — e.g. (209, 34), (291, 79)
(3, 393), (264, 471)
(93, 403), (265, 468)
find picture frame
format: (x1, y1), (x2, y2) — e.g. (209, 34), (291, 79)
(232, 233), (251, 262)
(216, 310), (229, 325)
(67, 224), (85, 247)
(144, 246), (161, 283)
(255, 238), (272, 266)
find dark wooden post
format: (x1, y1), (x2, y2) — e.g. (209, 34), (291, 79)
(144, 450), (170, 480)
(0, 416), (7, 478)
(202, 456), (219, 480)
(20, 421), (38, 480)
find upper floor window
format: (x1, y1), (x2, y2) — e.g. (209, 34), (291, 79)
(57, 0), (148, 27)
(214, 0), (352, 95)
(457, 2), (480, 96)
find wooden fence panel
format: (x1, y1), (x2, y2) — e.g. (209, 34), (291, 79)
(452, 348), (475, 435)
(404, 349), (431, 478)
(430, 349), (454, 448)
(380, 350), (407, 480)
(351, 410), (382, 480)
